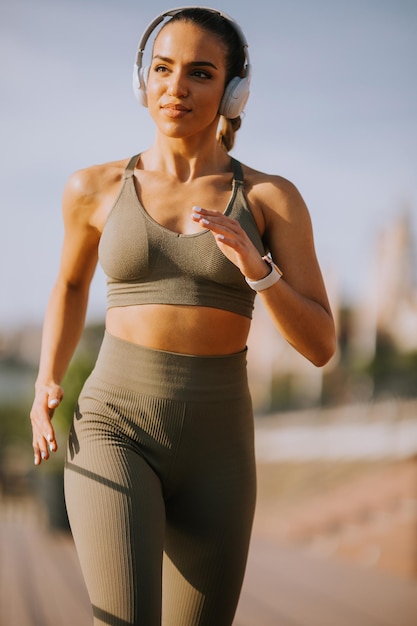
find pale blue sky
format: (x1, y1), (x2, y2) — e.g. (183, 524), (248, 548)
(1, 0), (416, 327)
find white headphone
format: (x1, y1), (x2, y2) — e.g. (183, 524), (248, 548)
(132, 6), (251, 119)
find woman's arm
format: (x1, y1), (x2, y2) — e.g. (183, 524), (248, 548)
(250, 177), (335, 366)
(191, 174), (336, 366)
(30, 170), (100, 466)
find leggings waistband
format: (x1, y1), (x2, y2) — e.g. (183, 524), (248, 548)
(90, 332), (249, 402)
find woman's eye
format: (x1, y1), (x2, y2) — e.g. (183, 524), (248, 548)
(192, 70), (211, 79)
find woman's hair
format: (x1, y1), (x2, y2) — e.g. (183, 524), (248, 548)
(161, 8), (247, 152)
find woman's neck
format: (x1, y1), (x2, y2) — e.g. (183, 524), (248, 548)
(142, 136), (230, 182)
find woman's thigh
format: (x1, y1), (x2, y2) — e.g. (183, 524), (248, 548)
(162, 396), (257, 626)
(65, 414), (166, 626)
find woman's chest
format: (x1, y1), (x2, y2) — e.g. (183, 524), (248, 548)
(134, 174), (234, 235)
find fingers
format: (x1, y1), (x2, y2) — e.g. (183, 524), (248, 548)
(33, 428), (58, 465)
(30, 389), (63, 466)
(48, 397), (60, 410)
(191, 205), (271, 280)
(33, 432), (58, 465)
(33, 438), (48, 466)
(191, 205), (252, 253)
(191, 206), (241, 240)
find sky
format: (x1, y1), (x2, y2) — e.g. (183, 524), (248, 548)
(1, 0), (416, 329)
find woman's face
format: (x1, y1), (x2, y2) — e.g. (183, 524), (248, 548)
(146, 21), (228, 139)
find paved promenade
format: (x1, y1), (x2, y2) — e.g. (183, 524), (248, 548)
(1, 507), (417, 626)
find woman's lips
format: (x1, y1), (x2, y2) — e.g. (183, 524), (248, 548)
(161, 104), (190, 118)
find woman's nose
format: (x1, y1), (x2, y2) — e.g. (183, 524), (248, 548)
(167, 71), (188, 97)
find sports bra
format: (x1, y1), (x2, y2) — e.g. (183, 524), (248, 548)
(98, 154), (266, 319)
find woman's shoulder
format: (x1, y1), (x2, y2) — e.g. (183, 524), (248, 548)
(240, 161), (306, 217)
(65, 156), (133, 199)
(61, 156), (135, 228)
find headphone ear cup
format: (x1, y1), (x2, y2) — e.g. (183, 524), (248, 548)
(132, 64), (150, 107)
(219, 76), (250, 119)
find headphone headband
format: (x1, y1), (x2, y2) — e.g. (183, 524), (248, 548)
(133, 6), (251, 118)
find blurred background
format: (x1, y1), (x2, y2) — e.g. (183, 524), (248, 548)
(1, 0), (416, 624)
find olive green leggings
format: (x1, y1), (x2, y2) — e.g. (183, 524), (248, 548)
(64, 333), (256, 626)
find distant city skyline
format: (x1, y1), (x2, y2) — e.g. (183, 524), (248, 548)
(1, 0), (416, 327)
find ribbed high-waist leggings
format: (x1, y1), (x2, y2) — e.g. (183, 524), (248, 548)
(64, 332), (256, 626)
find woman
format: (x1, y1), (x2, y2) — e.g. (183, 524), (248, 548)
(30, 7), (335, 626)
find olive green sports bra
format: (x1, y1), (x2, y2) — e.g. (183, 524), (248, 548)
(98, 154), (266, 319)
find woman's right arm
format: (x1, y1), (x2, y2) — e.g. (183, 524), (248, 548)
(30, 169), (101, 466)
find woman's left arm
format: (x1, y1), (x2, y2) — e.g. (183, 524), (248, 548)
(252, 176), (336, 366)
(191, 176), (336, 366)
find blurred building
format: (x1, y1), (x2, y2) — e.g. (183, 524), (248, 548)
(351, 209), (417, 363)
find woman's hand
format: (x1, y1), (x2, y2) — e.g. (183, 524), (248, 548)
(191, 206), (269, 281)
(30, 384), (63, 465)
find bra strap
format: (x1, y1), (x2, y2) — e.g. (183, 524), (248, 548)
(124, 153), (141, 179)
(231, 158), (244, 184)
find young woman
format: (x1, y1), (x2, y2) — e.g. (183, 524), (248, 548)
(30, 7), (336, 625)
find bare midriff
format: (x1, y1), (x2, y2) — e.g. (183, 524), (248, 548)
(106, 304), (251, 355)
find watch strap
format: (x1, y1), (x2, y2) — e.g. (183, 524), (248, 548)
(245, 254), (283, 292)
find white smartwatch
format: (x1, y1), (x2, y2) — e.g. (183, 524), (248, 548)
(245, 254), (283, 292)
